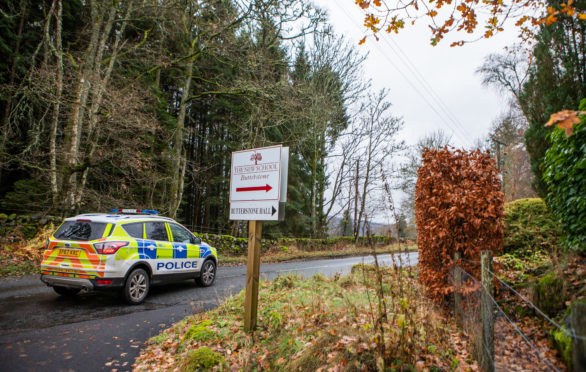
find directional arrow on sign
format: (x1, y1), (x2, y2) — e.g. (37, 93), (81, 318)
(236, 184), (273, 192)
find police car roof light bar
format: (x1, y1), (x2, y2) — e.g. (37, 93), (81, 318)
(109, 209), (159, 215)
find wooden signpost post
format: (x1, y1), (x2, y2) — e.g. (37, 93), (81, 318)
(229, 145), (288, 332)
(244, 220), (262, 331)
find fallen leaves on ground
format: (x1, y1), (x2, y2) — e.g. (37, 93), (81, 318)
(133, 264), (477, 371)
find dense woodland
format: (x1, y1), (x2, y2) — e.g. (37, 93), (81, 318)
(0, 0), (384, 238)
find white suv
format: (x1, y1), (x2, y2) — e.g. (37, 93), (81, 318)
(40, 210), (218, 304)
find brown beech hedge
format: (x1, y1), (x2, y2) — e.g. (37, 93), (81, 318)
(415, 148), (504, 302)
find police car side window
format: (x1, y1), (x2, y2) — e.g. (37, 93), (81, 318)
(122, 222), (143, 239)
(169, 224), (192, 244)
(145, 222), (168, 241)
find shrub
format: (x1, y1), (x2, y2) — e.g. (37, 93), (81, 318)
(181, 347), (226, 371)
(503, 198), (561, 255)
(415, 148), (504, 301)
(542, 100), (586, 253)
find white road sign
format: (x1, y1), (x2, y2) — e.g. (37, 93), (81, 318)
(229, 200), (279, 221)
(230, 145), (282, 202)
(229, 145), (288, 221)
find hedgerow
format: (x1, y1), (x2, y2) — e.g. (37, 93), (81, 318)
(503, 198), (561, 255)
(542, 100), (586, 253)
(415, 148), (504, 301)
(193, 233), (396, 256)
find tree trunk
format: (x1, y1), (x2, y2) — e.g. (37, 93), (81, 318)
(59, 0), (105, 213)
(74, 1), (134, 208)
(356, 127), (373, 244)
(311, 149), (318, 237)
(353, 159), (359, 241)
(169, 40), (196, 217)
(49, 0), (64, 208)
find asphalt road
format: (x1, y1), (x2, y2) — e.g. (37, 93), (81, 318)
(0, 252), (417, 372)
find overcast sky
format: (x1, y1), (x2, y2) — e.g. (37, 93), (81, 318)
(317, 1), (518, 149)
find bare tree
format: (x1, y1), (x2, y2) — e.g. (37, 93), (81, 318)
(487, 108), (536, 201)
(399, 129), (453, 222)
(476, 45), (531, 109)
(353, 89), (404, 243)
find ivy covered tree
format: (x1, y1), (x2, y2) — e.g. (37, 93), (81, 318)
(542, 100), (586, 252)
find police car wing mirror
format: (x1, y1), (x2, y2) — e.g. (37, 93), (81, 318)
(192, 236), (201, 245)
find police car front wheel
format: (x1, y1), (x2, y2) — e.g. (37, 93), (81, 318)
(124, 268), (150, 304)
(197, 260), (216, 287)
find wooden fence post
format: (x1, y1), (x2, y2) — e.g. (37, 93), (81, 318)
(454, 252), (463, 327)
(481, 250), (495, 372)
(244, 220), (262, 333)
(572, 302), (586, 371)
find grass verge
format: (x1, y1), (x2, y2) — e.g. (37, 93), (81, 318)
(134, 264), (476, 371)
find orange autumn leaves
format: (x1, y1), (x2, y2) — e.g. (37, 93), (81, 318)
(542, 0), (586, 26)
(545, 109), (586, 137)
(415, 148), (504, 302)
(355, 0), (586, 46)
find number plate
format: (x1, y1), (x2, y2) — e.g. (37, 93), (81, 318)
(58, 248), (81, 257)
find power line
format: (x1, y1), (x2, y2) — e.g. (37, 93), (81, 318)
(331, 2), (475, 145)
(382, 37), (476, 141)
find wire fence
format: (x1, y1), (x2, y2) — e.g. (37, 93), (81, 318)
(449, 261), (572, 372)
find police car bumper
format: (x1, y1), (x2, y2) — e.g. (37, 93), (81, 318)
(41, 275), (95, 290)
(41, 275), (125, 290)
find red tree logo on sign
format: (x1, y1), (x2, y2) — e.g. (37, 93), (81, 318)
(250, 152), (262, 165)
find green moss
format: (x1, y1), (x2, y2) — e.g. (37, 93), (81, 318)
(184, 320), (215, 342)
(550, 327), (572, 367)
(540, 272), (556, 286)
(181, 347), (226, 371)
(531, 272), (567, 317)
(280, 245), (288, 252)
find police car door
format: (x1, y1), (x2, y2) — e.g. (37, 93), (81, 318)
(143, 221), (173, 279)
(167, 223), (200, 276)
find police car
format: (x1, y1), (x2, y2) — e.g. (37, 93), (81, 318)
(40, 209), (218, 304)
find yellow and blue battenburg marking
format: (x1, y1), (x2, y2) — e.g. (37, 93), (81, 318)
(199, 246), (213, 259)
(137, 239), (158, 259)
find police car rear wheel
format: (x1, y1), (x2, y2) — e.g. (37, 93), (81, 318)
(53, 286), (81, 297)
(197, 260), (216, 287)
(124, 268), (149, 304)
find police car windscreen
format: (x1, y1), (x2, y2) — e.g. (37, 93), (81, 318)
(54, 221), (107, 241)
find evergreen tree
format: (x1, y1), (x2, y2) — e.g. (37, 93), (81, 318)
(519, 0), (586, 196)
